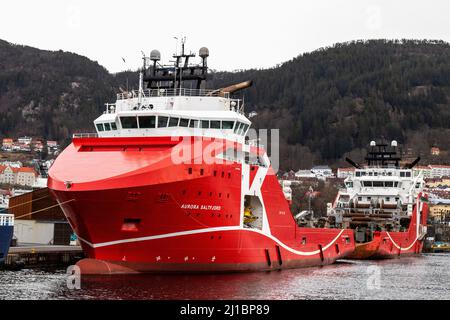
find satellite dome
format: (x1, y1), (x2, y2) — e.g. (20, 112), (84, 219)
(199, 47), (209, 58)
(370, 141), (376, 147)
(150, 49), (161, 61)
(391, 140), (398, 147)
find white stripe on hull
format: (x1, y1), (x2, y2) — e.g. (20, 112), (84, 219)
(77, 226), (346, 257)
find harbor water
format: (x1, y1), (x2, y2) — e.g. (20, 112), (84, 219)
(0, 254), (449, 300)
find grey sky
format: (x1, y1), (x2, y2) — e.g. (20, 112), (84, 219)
(1, 0), (450, 73)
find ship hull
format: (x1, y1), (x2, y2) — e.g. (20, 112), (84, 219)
(346, 195), (428, 260)
(75, 228), (354, 274)
(0, 225), (13, 265)
(51, 186), (355, 274)
(48, 136), (355, 274)
(346, 232), (424, 260)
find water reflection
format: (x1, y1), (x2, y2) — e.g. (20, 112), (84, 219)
(1, 255), (449, 300)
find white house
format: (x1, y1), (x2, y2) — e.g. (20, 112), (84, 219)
(337, 167), (355, 179)
(311, 165), (333, 177)
(0, 165), (38, 186)
(295, 169), (316, 178)
(413, 165), (432, 178)
(430, 165), (450, 178)
(0, 166), (16, 184)
(0, 189), (11, 209)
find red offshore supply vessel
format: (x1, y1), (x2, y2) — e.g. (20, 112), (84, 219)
(48, 43), (355, 274)
(327, 141), (429, 259)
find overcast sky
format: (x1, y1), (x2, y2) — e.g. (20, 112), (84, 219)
(1, 0), (450, 73)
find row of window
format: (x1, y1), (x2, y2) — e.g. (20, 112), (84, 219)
(355, 171), (411, 177)
(96, 116), (250, 136)
(122, 116), (249, 135)
(362, 181), (400, 188)
(358, 196), (400, 202)
(96, 122), (117, 132)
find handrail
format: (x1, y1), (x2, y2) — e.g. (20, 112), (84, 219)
(72, 133), (99, 138)
(0, 213), (14, 226)
(117, 88), (230, 100)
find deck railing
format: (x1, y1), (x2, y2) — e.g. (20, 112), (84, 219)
(72, 133), (99, 138)
(116, 88), (230, 100)
(0, 214), (14, 226)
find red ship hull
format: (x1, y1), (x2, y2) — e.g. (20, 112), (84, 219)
(75, 228), (354, 274)
(48, 136), (355, 274)
(346, 195), (428, 260)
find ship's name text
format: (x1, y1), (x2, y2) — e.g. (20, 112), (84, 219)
(181, 204), (222, 211)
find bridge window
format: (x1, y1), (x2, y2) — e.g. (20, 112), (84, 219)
(400, 171), (411, 177)
(210, 121), (221, 129)
(104, 123), (111, 131)
(222, 121), (234, 130)
(96, 123), (104, 132)
(363, 181), (372, 187)
(234, 122), (242, 134)
(373, 181), (383, 187)
(111, 122), (117, 130)
(179, 118), (189, 127)
(168, 117), (179, 127)
(241, 124), (249, 135)
(158, 116), (169, 128)
(121, 116), (138, 129)
(189, 119), (199, 128)
(201, 120), (210, 129)
(385, 181), (394, 187)
(138, 116), (155, 128)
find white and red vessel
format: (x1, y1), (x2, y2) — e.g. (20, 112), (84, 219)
(328, 140), (429, 259)
(48, 43), (355, 274)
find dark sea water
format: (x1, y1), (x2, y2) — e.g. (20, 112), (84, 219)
(0, 254), (449, 300)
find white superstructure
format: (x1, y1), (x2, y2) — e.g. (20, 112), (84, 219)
(328, 140), (425, 231)
(80, 43), (252, 143)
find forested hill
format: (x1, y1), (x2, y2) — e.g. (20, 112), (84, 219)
(209, 39), (450, 169)
(0, 39), (115, 141)
(1, 39), (450, 168)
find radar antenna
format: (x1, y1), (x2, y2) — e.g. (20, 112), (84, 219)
(143, 38), (209, 90)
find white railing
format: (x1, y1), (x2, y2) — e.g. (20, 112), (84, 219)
(117, 88), (230, 100)
(0, 214), (14, 226)
(72, 133), (99, 138)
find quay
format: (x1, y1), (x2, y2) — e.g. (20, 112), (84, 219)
(3, 245), (84, 269)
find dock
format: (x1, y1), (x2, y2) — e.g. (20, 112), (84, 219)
(3, 245), (84, 269)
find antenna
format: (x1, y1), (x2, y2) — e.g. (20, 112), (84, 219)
(143, 40), (208, 90)
(121, 57), (129, 92)
(179, 36), (187, 92)
(138, 50), (147, 106)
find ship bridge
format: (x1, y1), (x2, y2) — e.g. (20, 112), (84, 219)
(81, 41), (252, 141)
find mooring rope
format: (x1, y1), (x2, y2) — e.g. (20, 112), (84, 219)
(15, 199), (75, 219)
(0, 195), (50, 212)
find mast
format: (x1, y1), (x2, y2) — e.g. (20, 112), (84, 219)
(138, 51), (148, 107)
(143, 39), (209, 90)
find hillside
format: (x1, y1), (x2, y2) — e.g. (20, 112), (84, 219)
(0, 39), (116, 144)
(1, 39), (450, 168)
(209, 39), (450, 169)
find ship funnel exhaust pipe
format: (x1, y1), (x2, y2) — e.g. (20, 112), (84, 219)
(219, 80), (253, 97)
